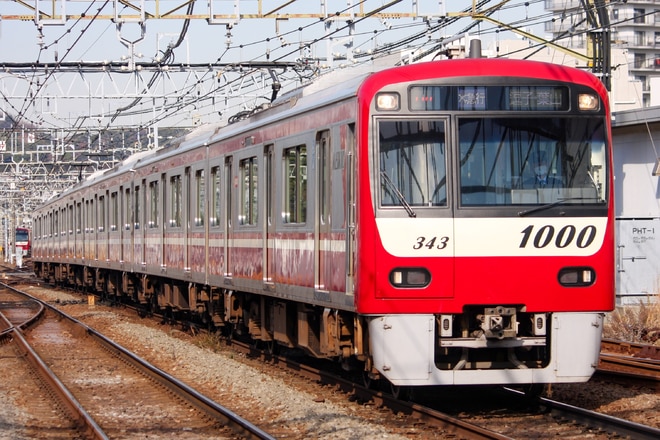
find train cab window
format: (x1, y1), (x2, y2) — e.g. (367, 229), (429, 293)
(283, 145), (307, 224)
(210, 166), (221, 227)
(378, 119), (447, 209)
(148, 180), (159, 228)
(458, 117), (608, 207)
(170, 175), (182, 228)
(239, 157), (258, 226)
(195, 169), (205, 227)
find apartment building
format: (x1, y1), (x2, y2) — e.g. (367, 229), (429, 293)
(546, 0), (660, 107)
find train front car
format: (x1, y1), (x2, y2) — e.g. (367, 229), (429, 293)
(355, 59), (614, 387)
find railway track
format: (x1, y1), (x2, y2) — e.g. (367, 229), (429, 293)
(0, 281), (275, 440)
(5, 272), (660, 439)
(598, 338), (660, 383)
(235, 339), (660, 439)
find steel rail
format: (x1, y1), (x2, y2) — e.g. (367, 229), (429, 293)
(233, 340), (513, 440)
(2, 281), (276, 440)
(505, 387), (660, 440)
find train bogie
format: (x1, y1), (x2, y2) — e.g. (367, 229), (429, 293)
(32, 57), (614, 388)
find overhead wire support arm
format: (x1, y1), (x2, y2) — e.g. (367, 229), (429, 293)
(467, 14), (592, 65)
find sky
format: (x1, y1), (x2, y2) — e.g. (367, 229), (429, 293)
(0, 0), (552, 130)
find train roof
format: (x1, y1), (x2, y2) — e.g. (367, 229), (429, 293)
(36, 58), (605, 209)
(38, 65), (378, 207)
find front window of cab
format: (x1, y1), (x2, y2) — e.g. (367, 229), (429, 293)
(459, 117), (607, 206)
(379, 120), (447, 209)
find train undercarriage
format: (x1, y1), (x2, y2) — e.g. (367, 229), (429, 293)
(34, 261), (593, 390)
(34, 262), (365, 370)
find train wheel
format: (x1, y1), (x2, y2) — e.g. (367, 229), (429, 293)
(362, 371), (374, 389)
(523, 383), (545, 399)
(388, 381), (411, 401)
(265, 340), (278, 356)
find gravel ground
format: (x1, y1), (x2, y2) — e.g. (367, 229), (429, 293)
(16, 285), (412, 439)
(6, 283), (660, 439)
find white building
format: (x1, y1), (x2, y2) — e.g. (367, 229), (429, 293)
(546, 0), (660, 107)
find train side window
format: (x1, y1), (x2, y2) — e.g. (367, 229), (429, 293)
(283, 145), (307, 224)
(195, 169), (205, 227)
(239, 156), (258, 226)
(170, 174), (182, 228)
(148, 180), (159, 229)
(210, 166), (221, 227)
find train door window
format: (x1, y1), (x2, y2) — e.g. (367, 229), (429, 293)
(125, 188), (132, 230)
(61, 208), (66, 236)
(346, 123), (356, 292)
(318, 131), (330, 224)
(195, 169), (205, 227)
(148, 180), (159, 228)
(239, 156), (258, 226)
(134, 185), (141, 229)
(90, 199), (95, 234)
(265, 145), (274, 226)
(170, 174), (182, 228)
(110, 192), (119, 231)
(378, 119), (447, 208)
(85, 200), (90, 233)
(68, 205), (74, 235)
(76, 203), (82, 234)
(225, 158), (233, 228)
(210, 166), (221, 227)
(85, 201), (89, 234)
(283, 145), (307, 224)
(99, 195), (106, 232)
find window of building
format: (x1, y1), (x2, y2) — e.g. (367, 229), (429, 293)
(634, 8), (646, 24)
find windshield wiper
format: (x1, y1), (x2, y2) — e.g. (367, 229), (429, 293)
(518, 197), (602, 217)
(380, 170), (416, 218)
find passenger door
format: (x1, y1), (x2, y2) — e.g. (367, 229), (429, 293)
(315, 130), (331, 292)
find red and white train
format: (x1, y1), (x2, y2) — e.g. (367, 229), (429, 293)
(15, 227), (31, 257)
(32, 56), (614, 391)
